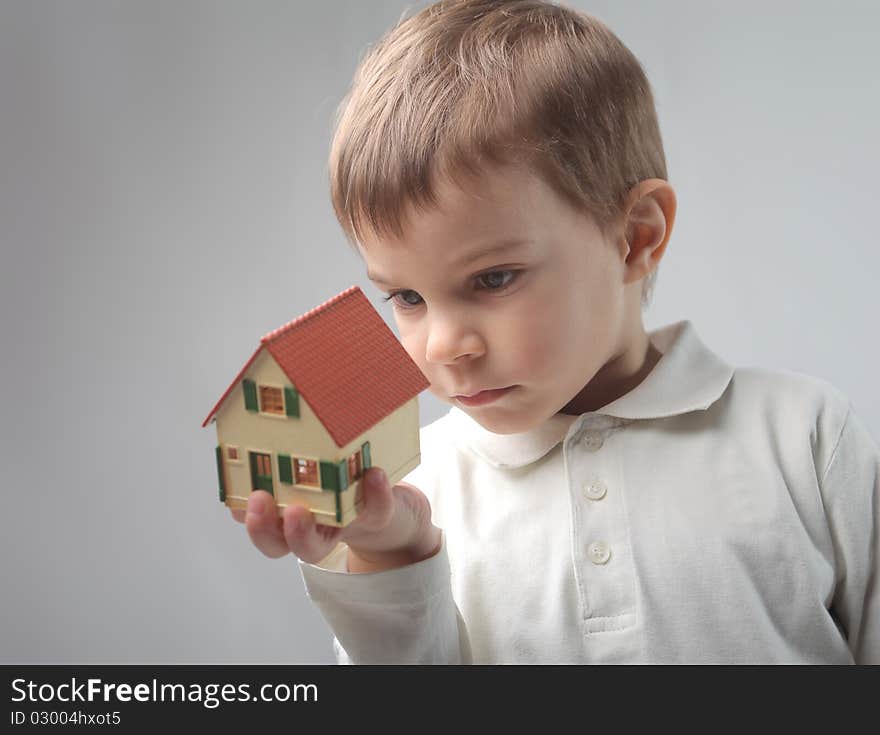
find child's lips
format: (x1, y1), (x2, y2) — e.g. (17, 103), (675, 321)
(454, 386), (516, 406)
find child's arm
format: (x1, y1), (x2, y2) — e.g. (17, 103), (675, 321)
(821, 405), (880, 664)
(299, 529), (471, 664)
(232, 466), (467, 663)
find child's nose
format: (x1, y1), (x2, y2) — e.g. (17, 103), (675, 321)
(424, 314), (485, 364)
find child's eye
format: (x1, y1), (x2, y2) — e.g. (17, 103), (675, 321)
(382, 290), (423, 310)
(381, 269), (519, 311)
(476, 269), (516, 290)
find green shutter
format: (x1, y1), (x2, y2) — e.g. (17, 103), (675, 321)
(284, 386), (300, 418)
(215, 446), (226, 501)
(319, 459), (349, 492)
(361, 441), (371, 469)
(336, 461), (352, 523)
(320, 460), (339, 491)
(242, 379), (258, 412)
(337, 459), (349, 490)
(278, 454), (292, 484)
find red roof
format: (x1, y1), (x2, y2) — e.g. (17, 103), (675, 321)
(202, 286), (429, 447)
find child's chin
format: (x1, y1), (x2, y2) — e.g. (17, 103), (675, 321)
(465, 407), (536, 436)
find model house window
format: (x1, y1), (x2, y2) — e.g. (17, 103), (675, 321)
(243, 379), (299, 419)
(295, 458), (319, 486)
(348, 450), (362, 481)
(259, 385), (284, 415)
(227, 445), (240, 461)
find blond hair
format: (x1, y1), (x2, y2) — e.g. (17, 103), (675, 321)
(329, 0), (668, 307)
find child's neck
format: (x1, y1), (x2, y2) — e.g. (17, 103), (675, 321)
(560, 331), (662, 416)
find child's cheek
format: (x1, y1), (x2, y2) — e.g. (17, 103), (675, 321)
(502, 301), (560, 372)
(399, 330), (430, 376)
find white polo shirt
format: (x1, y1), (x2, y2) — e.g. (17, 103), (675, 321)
(299, 320), (880, 664)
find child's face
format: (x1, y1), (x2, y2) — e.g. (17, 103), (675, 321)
(360, 162), (656, 435)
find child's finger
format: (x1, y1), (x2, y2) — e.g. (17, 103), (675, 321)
(342, 468), (423, 552)
(281, 505), (343, 565)
(244, 491), (290, 558)
(345, 467), (394, 534)
(230, 508), (246, 523)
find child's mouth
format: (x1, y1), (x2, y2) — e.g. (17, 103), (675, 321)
(454, 386), (516, 406)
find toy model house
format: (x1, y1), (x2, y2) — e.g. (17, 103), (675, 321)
(202, 286), (429, 527)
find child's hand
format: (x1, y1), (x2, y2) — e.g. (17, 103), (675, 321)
(230, 466), (441, 573)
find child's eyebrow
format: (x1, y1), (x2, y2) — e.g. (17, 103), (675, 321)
(367, 238), (531, 285)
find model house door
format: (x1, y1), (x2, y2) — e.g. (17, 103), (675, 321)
(249, 452), (274, 495)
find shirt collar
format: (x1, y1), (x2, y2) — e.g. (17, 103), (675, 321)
(445, 320), (735, 469)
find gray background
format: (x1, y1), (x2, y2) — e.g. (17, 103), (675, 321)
(2, 0), (877, 663)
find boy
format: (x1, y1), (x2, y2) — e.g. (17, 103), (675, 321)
(234, 0), (879, 663)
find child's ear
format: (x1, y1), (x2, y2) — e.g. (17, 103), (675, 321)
(621, 179), (677, 283)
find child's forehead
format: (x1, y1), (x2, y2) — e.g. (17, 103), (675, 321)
(435, 159), (542, 204)
(359, 162), (553, 247)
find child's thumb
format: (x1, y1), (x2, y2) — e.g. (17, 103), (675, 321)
(344, 466), (438, 571)
(351, 466), (395, 533)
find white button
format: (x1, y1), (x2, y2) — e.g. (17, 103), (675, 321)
(581, 431), (604, 451)
(587, 541), (611, 565)
(584, 480), (607, 501)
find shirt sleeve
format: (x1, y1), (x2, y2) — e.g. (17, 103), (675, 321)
(820, 403), (880, 664)
(296, 531), (470, 664)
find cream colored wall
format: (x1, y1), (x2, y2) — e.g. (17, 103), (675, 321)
(215, 349), (335, 508)
(210, 348), (422, 526)
(345, 397), (420, 485)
